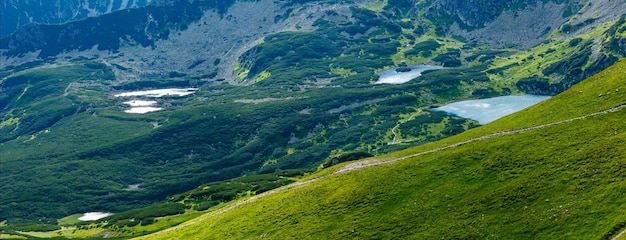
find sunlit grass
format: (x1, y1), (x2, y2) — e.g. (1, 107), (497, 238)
(140, 60), (626, 239)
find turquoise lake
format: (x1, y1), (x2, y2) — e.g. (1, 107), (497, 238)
(433, 95), (552, 124)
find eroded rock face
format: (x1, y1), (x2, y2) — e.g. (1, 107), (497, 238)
(426, 0), (625, 49)
(435, 0), (517, 28)
(446, 1), (570, 49)
(432, 0), (562, 28)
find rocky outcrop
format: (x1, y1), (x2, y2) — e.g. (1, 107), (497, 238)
(430, 0), (548, 28)
(426, 0), (626, 49)
(447, 1), (569, 48)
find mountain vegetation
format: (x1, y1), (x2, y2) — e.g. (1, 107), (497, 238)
(140, 58), (626, 240)
(0, 0), (625, 238)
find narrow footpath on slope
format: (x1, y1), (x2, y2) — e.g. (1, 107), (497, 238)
(140, 104), (626, 239)
(336, 104), (626, 174)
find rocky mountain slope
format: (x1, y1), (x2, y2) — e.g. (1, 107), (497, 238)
(1, 0), (356, 82)
(1, 0), (151, 37)
(2, 0), (624, 83)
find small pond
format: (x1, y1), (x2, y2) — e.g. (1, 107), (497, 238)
(375, 65), (444, 84)
(114, 88), (198, 114)
(121, 100), (163, 114)
(78, 212), (113, 221)
(433, 95), (551, 124)
(113, 88), (198, 98)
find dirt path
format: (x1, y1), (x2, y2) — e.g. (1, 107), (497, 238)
(336, 104), (626, 174)
(137, 178), (322, 238)
(139, 104), (625, 239)
(613, 226), (626, 240)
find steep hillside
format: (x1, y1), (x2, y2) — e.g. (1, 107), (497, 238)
(140, 59), (626, 239)
(1, 0), (151, 37)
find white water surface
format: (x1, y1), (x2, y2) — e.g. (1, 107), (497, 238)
(120, 100), (162, 113)
(375, 65), (444, 84)
(114, 88), (198, 98)
(78, 212), (113, 221)
(115, 88), (198, 114)
(433, 95), (551, 124)
(124, 107), (164, 114)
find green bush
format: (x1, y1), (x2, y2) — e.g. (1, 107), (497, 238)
(405, 39), (441, 57)
(195, 201), (220, 211)
(471, 88), (499, 98)
(433, 49), (462, 67)
(516, 76), (552, 95)
(323, 152), (374, 168)
(140, 217), (155, 226)
(568, 38), (583, 47)
(7, 223), (61, 232)
(103, 202), (186, 226)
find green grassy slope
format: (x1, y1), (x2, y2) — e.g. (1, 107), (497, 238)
(141, 59), (626, 239)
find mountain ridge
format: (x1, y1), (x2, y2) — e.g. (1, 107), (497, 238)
(3, 0), (624, 82)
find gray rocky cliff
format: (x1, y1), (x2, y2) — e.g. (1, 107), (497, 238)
(427, 0), (625, 48)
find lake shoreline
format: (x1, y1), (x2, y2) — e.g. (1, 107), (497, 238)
(433, 95), (552, 124)
(375, 65), (444, 84)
